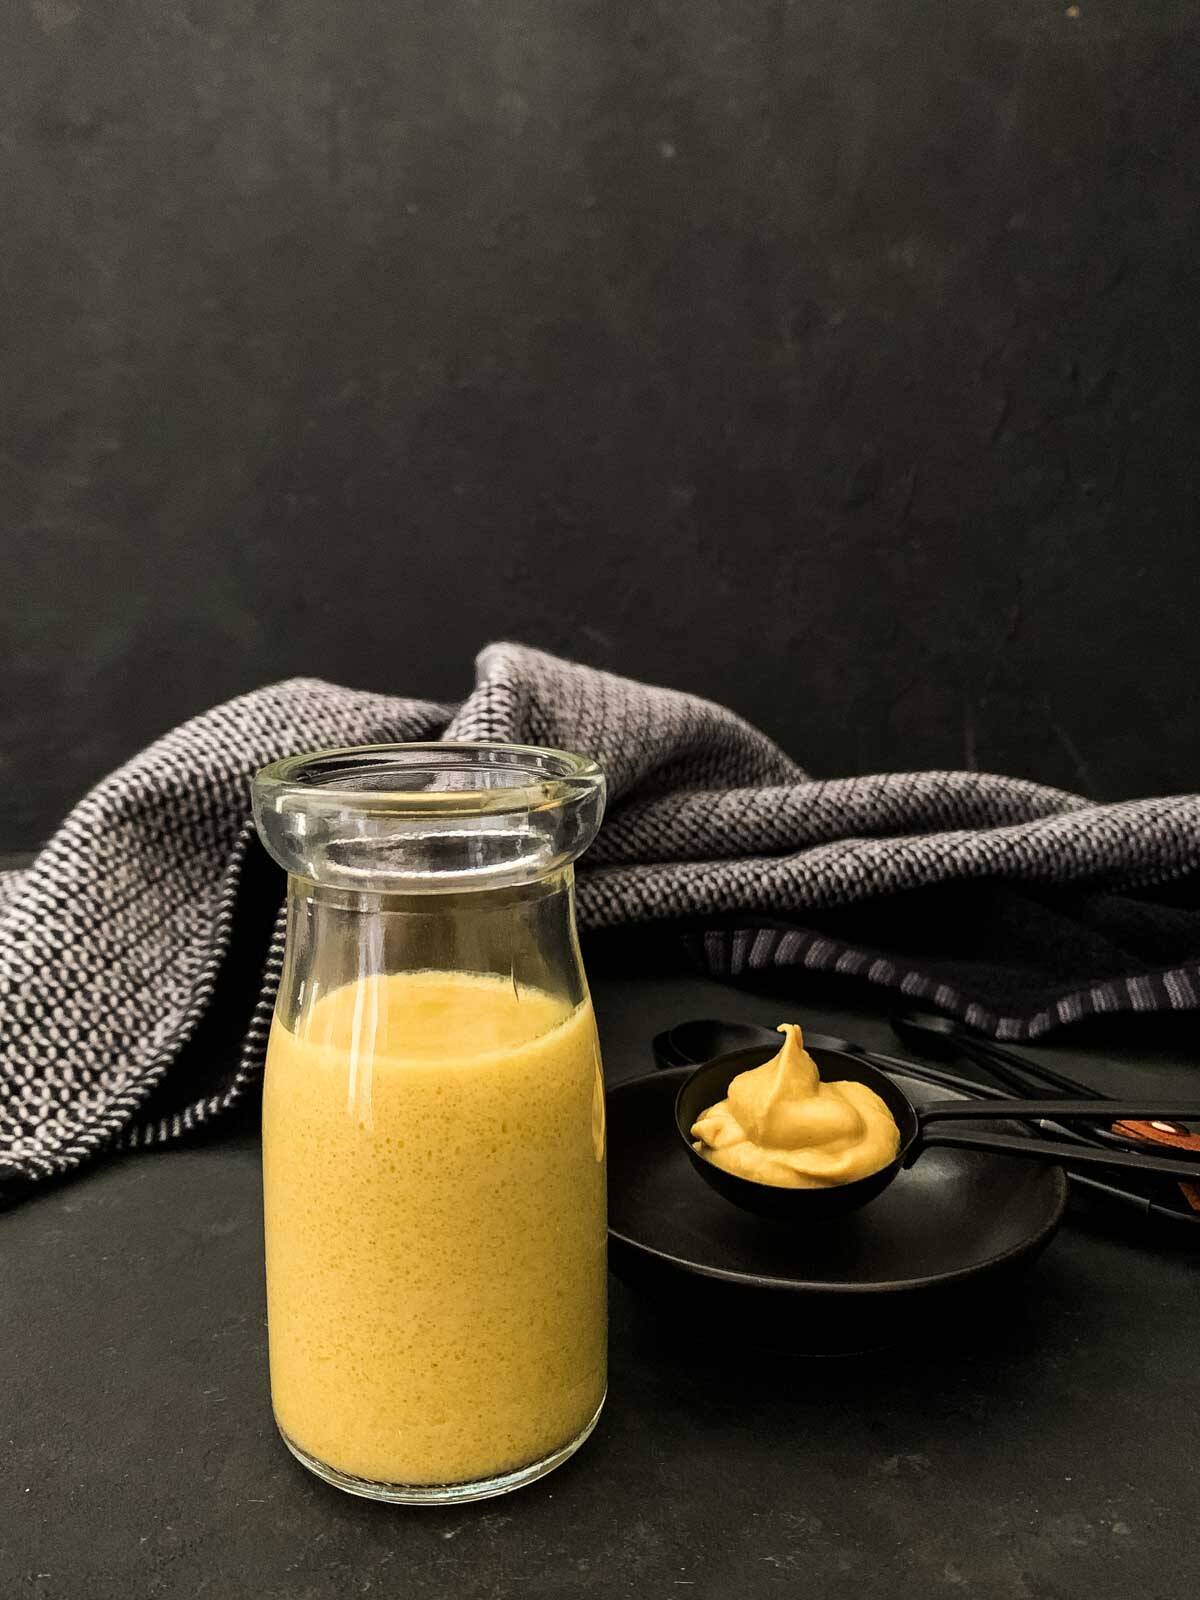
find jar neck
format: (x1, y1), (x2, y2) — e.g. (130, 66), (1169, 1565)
(292, 868), (574, 918)
(275, 867), (587, 1035)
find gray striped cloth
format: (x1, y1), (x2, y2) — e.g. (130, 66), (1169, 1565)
(3, 642), (1199, 1194)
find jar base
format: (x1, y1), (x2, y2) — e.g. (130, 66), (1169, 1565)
(277, 1393), (607, 1505)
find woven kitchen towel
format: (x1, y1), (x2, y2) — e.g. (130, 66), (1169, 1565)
(3, 641), (1200, 1194)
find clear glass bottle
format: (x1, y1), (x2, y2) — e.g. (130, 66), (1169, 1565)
(251, 743), (607, 1504)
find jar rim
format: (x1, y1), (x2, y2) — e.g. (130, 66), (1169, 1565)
(253, 741), (604, 819)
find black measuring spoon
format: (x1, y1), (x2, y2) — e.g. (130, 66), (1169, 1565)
(891, 1008), (1200, 1149)
(674, 1044), (1200, 1222)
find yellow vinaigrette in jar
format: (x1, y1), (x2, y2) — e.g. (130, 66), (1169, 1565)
(262, 970), (607, 1491)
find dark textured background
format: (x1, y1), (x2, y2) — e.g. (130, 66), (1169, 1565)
(3, 0), (1199, 848)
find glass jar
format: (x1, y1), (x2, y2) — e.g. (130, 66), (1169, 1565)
(251, 743), (607, 1504)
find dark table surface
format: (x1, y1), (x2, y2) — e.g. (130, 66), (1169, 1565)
(3, 944), (1198, 1600)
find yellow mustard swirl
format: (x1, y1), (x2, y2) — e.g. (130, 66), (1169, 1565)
(690, 1023), (900, 1188)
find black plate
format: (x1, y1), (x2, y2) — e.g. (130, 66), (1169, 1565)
(607, 1064), (1069, 1352)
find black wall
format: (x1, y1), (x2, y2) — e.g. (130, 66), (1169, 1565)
(3, 1), (1199, 848)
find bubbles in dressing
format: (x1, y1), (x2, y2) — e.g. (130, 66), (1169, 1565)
(262, 970), (607, 1487)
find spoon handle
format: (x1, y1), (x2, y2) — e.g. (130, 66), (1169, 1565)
(918, 1127), (1200, 1182)
(919, 1097), (1200, 1126)
(892, 1011), (1095, 1097)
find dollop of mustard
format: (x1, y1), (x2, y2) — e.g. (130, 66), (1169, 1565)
(690, 1024), (901, 1188)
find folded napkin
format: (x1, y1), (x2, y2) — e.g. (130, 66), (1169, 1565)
(3, 642), (1199, 1195)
